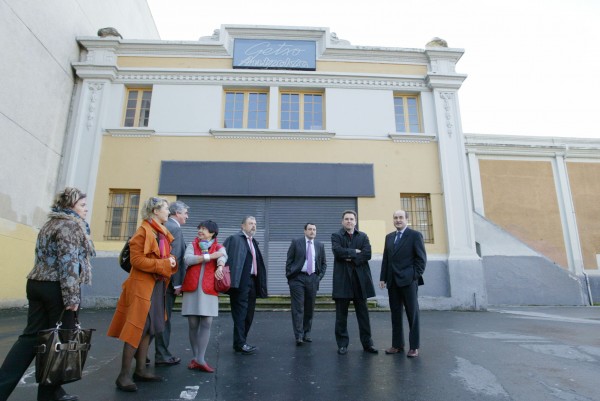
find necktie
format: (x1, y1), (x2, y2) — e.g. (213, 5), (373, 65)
(247, 237), (257, 275)
(394, 231), (402, 245)
(306, 240), (313, 275)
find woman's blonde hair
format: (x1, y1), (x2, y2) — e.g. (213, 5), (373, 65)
(141, 196), (168, 220)
(52, 187), (86, 209)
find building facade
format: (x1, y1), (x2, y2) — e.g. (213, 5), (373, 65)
(67, 25), (485, 310)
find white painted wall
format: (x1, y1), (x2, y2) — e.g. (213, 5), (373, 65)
(150, 85), (224, 133)
(325, 88), (395, 138)
(0, 0), (158, 228)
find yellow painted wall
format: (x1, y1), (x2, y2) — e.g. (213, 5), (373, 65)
(567, 162), (600, 269)
(0, 217), (38, 304)
(117, 57), (232, 69)
(479, 159), (568, 267)
(317, 61), (427, 76)
(116, 57), (427, 76)
(91, 136), (446, 255)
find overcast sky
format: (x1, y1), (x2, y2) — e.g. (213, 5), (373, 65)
(147, 0), (599, 139)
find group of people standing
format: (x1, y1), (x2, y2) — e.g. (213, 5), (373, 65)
(0, 188), (427, 401)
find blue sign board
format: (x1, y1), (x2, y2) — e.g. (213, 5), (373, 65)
(233, 39), (316, 71)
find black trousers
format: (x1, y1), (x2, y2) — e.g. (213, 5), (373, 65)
(388, 280), (420, 350)
(0, 280), (76, 401)
(229, 273), (257, 349)
(154, 286), (176, 361)
(288, 273), (319, 340)
(334, 270), (373, 349)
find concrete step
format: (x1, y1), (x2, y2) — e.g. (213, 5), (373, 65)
(173, 295), (379, 312)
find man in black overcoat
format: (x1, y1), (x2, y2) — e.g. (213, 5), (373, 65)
(223, 216), (268, 355)
(379, 209), (427, 358)
(331, 210), (378, 355)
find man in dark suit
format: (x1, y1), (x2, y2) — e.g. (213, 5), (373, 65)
(223, 216), (268, 355)
(154, 201), (188, 366)
(379, 209), (427, 358)
(285, 223), (327, 346)
(331, 210), (378, 355)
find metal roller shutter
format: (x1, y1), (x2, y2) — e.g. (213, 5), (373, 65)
(177, 196), (356, 295)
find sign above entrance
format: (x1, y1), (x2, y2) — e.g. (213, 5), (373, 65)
(233, 39), (316, 71)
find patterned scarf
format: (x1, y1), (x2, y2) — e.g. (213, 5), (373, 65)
(54, 207), (91, 235)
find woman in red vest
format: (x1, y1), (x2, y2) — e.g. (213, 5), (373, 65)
(181, 220), (227, 372)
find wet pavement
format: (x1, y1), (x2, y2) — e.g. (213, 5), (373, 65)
(1, 306), (600, 401)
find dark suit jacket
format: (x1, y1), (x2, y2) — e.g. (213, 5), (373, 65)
(285, 237), (327, 281)
(331, 228), (375, 299)
(164, 217), (186, 289)
(380, 227), (427, 288)
(223, 230), (268, 297)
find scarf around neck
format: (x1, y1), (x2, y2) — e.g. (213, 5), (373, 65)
(147, 218), (169, 259)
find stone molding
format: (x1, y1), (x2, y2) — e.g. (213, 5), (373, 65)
(209, 128), (335, 140)
(388, 133), (437, 143)
(104, 128), (155, 137)
(112, 71), (427, 90)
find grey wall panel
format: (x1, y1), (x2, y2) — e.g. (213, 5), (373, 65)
(159, 162), (374, 197)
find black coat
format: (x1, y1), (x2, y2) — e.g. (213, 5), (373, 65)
(380, 227), (427, 287)
(223, 231), (268, 298)
(331, 228), (375, 299)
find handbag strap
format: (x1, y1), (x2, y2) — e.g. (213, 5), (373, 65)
(55, 309), (82, 329)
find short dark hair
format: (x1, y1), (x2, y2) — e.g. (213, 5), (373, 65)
(242, 216), (256, 225)
(169, 201), (189, 216)
(304, 222), (316, 230)
(198, 220), (219, 238)
(341, 210), (357, 219)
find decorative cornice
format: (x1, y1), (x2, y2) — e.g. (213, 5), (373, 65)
(113, 70), (427, 90)
(210, 128), (335, 140)
(465, 133), (600, 159)
(104, 128), (155, 137)
(389, 133), (437, 143)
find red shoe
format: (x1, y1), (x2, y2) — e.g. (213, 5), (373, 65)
(188, 359), (214, 373)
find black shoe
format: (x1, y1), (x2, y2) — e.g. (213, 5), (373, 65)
(234, 344), (257, 355)
(296, 338), (303, 346)
(115, 379), (138, 392)
(302, 336), (312, 343)
(364, 346), (379, 354)
(338, 346), (348, 355)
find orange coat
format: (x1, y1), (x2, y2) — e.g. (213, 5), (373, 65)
(107, 220), (176, 347)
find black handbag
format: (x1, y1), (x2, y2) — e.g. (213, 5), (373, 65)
(35, 310), (95, 385)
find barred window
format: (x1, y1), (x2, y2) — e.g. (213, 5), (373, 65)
(104, 190), (140, 240)
(400, 193), (433, 243)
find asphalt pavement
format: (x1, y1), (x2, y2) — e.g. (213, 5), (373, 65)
(1, 306), (600, 401)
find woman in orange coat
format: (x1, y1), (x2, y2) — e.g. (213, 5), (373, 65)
(107, 197), (177, 392)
